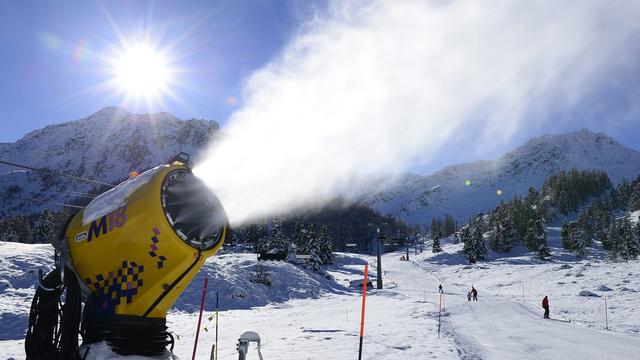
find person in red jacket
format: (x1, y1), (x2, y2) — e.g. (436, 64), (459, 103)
(542, 296), (550, 319)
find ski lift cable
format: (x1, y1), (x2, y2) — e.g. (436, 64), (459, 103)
(61, 189), (100, 197)
(16, 196), (85, 209)
(0, 159), (115, 188)
(51, 190), (98, 199)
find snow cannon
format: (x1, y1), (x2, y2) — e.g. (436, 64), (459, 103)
(25, 153), (228, 358)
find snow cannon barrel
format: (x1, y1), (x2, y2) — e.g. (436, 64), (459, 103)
(65, 160), (227, 354)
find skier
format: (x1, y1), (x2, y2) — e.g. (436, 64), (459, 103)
(542, 295), (550, 319)
(471, 287), (478, 301)
(439, 284), (443, 294)
(467, 291), (472, 302)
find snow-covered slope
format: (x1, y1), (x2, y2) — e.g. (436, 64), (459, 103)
(3, 240), (640, 359)
(362, 130), (640, 224)
(0, 107), (220, 216)
(0, 241), (350, 343)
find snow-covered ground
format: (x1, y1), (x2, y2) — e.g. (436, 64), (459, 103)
(1, 238), (639, 359)
(413, 236), (640, 359)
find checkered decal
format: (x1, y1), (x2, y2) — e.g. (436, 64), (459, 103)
(148, 227), (168, 269)
(84, 260), (144, 315)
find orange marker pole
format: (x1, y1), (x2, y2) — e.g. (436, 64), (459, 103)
(358, 264), (369, 360)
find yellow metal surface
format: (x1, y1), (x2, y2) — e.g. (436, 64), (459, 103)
(66, 163), (225, 318)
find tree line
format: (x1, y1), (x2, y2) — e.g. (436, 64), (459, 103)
(0, 208), (73, 244)
(453, 169), (637, 263)
(228, 200), (413, 272)
(562, 176), (640, 260)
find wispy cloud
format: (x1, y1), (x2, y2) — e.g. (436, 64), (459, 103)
(195, 0), (640, 225)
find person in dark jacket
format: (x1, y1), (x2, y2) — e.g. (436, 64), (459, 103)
(467, 291), (472, 302)
(471, 287), (478, 301)
(542, 296), (550, 319)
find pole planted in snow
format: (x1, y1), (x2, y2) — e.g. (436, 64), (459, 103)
(215, 292), (219, 360)
(376, 229), (383, 289)
(358, 264), (369, 360)
(438, 292), (443, 339)
(192, 277), (208, 360)
(604, 296), (608, 331)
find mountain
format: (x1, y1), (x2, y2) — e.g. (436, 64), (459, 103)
(0, 107), (220, 216)
(361, 129), (640, 225)
(1, 108), (639, 226)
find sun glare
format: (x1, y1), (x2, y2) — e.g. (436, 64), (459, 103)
(111, 44), (171, 98)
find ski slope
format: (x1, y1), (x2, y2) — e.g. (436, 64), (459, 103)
(1, 240), (640, 359)
(444, 294), (638, 360)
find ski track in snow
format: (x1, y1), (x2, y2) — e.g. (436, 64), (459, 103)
(1, 240), (640, 359)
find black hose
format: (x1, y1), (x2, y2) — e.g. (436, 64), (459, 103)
(25, 267), (82, 360)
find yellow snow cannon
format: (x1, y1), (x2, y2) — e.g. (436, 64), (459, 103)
(26, 153), (228, 358)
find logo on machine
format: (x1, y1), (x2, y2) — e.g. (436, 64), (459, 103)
(74, 231), (88, 242)
(88, 206), (128, 242)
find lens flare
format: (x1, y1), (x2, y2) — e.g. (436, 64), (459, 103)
(496, 189), (503, 196)
(73, 38), (90, 63)
(464, 179), (473, 187)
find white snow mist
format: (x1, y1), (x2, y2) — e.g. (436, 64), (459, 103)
(195, 0), (640, 225)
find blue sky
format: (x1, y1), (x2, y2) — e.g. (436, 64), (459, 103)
(0, 0), (318, 140)
(0, 0), (639, 176)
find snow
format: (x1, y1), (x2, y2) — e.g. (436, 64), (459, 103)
(1, 238), (640, 359)
(362, 129), (640, 224)
(82, 165), (167, 225)
(0, 107), (219, 217)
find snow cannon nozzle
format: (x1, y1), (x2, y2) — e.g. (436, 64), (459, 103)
(160, 168), (227, 251)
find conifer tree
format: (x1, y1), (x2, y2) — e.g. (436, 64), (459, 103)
(14, 214), (32, 243)
(269, 218), (289, 254)
(317, 225), (334, 264)
(606, 220), (620, 258)
(619, 216), (639, 261)
(561, 221), (570, 249)
(430, 218), (441, 240)
(563, 222), (590, 257)
(303, 224), (322, 272)
(489, 219), (507, 253)
(471, 218), (487, 261)
(32, 209), (55, 244)
(490, 209), (516, 253)
(461, 226), (473, 262)
(630, 183), (640, 211)
(432, 230), (442, 253)
(0, 225), (18, 242)
(524, 218), (538, 251)
(453, 231), (460, 244)
(534, 218), (550, 259)
(248, 223), (267, 253)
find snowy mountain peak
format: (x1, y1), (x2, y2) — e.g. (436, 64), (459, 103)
(0, 108), (220, 216)
(363, 130), (640, 225)
(502, 129), (638, 167)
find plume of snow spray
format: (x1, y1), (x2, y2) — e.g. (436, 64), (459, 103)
(195, 0), (640, 225)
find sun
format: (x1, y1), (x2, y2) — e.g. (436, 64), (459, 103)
(112, 43), (171, 98)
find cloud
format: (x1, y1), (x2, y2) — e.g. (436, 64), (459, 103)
(195, 0), (640, 225)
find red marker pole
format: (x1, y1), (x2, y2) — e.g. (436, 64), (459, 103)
(358, 264), (369, 360)
(192, 277), (208, 360)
